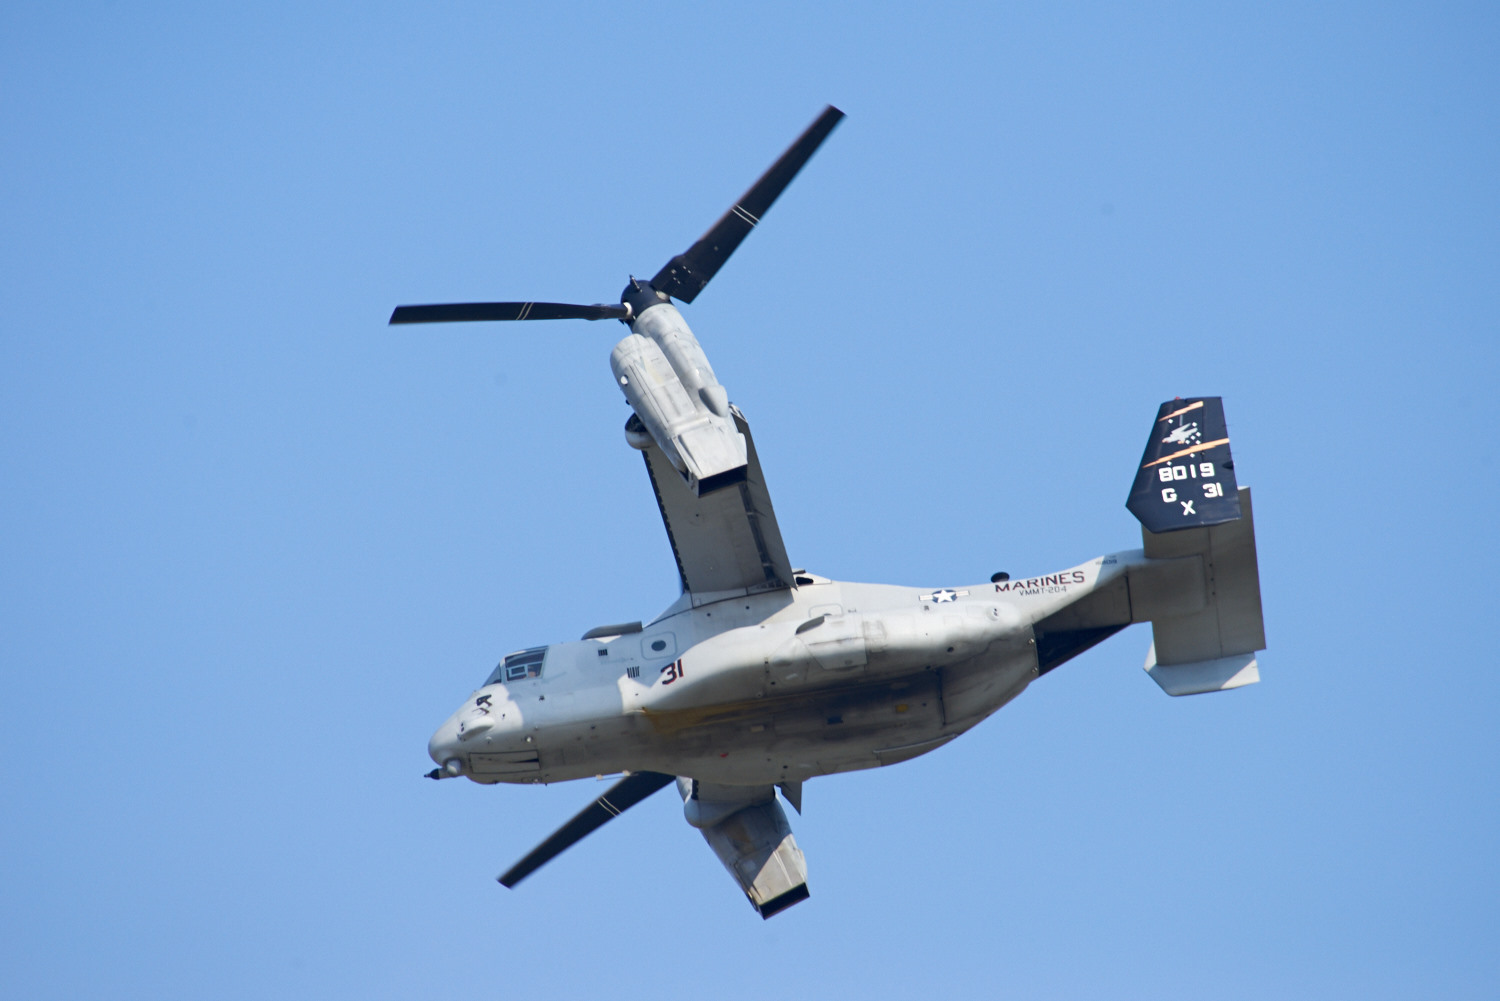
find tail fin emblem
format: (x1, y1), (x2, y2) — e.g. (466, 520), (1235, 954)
(1162, 422), (1202, 446)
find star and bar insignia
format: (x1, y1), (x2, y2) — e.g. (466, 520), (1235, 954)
(920, 589), (969, 603)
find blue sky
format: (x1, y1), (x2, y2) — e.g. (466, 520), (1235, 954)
(3, 3), (1497, 998)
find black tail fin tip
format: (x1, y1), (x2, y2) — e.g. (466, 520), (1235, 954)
(1126, 397), (1242, 534)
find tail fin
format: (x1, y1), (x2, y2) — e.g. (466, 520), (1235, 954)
(1125, 398), (1265, 695)
(1126, 397), (1240, 533)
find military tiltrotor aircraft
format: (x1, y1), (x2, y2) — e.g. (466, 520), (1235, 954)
(392, 106), (1266, 919)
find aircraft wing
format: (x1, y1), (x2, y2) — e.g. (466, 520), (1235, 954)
(637, 406), (794, 595)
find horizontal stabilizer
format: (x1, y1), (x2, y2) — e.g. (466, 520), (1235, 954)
(1144, 645), (1259, 696)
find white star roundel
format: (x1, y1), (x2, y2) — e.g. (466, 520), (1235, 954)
(920, 588), (969, 603)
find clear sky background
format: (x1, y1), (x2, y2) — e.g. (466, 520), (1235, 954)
(4, 3), (1497, 998)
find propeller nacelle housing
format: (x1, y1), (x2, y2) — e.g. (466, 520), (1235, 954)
(610, 301), (746, 493)
(387, 105), (844, 494)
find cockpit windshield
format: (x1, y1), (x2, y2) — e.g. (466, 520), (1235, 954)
(484, 647), (547, 686)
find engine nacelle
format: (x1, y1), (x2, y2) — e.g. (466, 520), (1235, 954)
(610, 301), (746, 493)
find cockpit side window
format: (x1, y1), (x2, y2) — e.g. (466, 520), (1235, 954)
(484, 647), (547, 686)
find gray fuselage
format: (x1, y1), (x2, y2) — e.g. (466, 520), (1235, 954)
(428, 555), (1127, 788)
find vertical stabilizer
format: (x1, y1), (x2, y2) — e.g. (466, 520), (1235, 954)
(1126, 397), (1241, 533)
(1124, 397), (1265, 696)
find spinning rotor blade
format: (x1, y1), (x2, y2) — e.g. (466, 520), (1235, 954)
(498, 771), (675, 888)
(651, 104), (844, 304)
(389, 302), (629, 325)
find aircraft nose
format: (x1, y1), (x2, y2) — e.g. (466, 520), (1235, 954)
(428, 718), (465, 777)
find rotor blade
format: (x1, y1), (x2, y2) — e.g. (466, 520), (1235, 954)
(651, 104), (844, 304)
(497, 771), (676, 888)
(389, 302), (629, 325)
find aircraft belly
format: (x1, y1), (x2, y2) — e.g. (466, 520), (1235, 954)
(620, 672), (949, 784)
(939, 638), (1041, 728)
